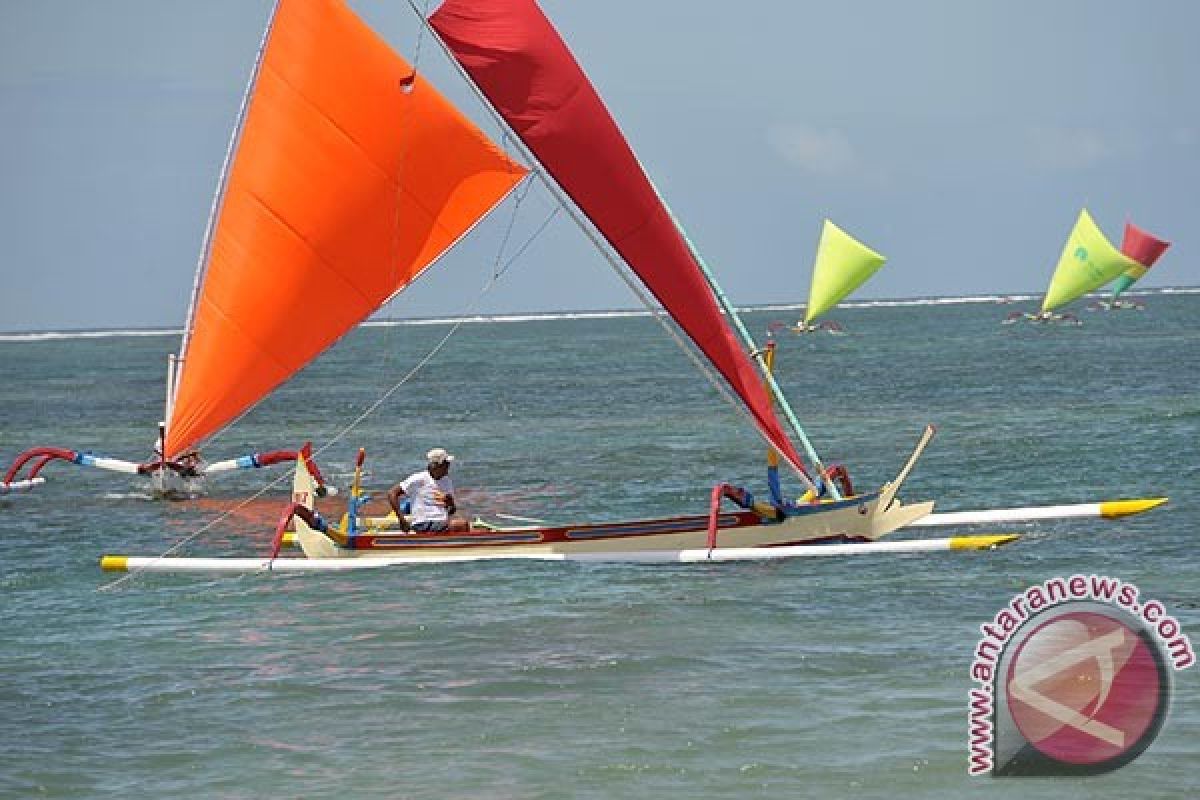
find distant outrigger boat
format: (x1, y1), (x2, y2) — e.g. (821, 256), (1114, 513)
(784, 220), (885, 334)
(1088, 222), (1170, 311)
(1004, 209), (1140, 326)
(99, 0), (1166, 573)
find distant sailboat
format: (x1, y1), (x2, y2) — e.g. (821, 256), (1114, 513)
(2, 0), (528, 496)
(789, 220), (885, 334)
(1004, 209), (1140, 325)
(1089, 222), (1170, 311)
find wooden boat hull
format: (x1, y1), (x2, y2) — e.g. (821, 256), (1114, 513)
(294, 491), (936, 560)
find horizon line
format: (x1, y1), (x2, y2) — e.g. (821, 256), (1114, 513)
(2, 285), (1197, 340)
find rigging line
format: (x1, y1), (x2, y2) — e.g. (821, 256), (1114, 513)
(491, 178), (546, 281)
(489, 167), (527, 280)
(379, 0), (433, 373)
(99, 196), (561, 592)
(409, 0), (432, 70)
(304, 182), (562, 458)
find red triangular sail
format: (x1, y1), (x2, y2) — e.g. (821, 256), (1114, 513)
(429, 0), (806, 473)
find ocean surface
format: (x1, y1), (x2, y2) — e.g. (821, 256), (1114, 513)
(2, 292), (1198, 798)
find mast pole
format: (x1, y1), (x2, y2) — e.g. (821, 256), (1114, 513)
(163, 353), (177, 438)
(647, 182), (840, 499)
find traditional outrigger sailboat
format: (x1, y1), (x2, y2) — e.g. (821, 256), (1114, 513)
(1088, 221), (1171, 311)
(1004, 209), (1141, 325)
(100, 0), (1166, 573)
(779, 220), (885, 334)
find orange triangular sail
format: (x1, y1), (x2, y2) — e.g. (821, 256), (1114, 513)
(165, 0), (527, 458)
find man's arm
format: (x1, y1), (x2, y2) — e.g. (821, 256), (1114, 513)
(387, 483), (411, 532)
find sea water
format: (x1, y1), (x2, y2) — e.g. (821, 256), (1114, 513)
(1, 294), (1198, 798)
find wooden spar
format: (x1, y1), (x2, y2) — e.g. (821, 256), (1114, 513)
(910, 497), (1167, 527)
(100, 534), (1020, 573)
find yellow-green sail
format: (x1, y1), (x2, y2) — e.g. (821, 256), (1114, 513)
(1041, 209), (1141, 313)
(804, 220), (886, 324)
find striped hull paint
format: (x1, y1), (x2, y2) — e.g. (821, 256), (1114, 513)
(295, 491), (937, 561)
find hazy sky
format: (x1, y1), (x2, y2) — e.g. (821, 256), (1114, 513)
(2, 0), (1197, 332)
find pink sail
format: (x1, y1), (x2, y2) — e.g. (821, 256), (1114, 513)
(429, 0), (807, 474)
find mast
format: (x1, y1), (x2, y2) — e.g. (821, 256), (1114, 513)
(166, 0), (282, 452)
(163, 354), (177, 440)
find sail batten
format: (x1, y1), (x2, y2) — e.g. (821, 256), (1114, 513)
(429, 0), (808, 475)
(164, 0), (528, 458)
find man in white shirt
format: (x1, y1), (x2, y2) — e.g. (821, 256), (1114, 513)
(387, 447), (468, 532)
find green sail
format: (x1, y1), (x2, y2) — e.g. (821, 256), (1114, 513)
(1110, 268), (1144, 299)
(804, 220), (886, 324)
(1041, 209), (1140, 312)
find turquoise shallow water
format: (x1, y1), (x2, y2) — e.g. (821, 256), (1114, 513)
(1, 294), (1198, 798)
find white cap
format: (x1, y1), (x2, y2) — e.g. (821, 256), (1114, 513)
(426, 447), (455, 465)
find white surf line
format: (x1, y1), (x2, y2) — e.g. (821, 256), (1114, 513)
(100, 534), (1018, 574)
(910, 498), (1167, 528)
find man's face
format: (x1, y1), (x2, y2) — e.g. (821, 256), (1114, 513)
(429, 462), (450, 479)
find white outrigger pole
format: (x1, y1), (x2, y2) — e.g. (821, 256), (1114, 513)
(101, 534), (1022, 574)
